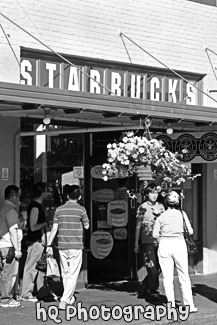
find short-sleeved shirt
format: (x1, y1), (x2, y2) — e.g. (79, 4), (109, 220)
(0, 200), (19, 248)
(0, 200), (19, 237)
(136, 201), (165, 244)
(53, 201), (89, 250)
(152, 208), (193, 239)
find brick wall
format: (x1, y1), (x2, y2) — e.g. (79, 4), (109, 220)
(1, 0), (217, 105)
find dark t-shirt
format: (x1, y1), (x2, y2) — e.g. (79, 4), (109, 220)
(26, 201), (45, 242)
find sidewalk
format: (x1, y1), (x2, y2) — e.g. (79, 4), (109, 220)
(1, 273), (217, 325)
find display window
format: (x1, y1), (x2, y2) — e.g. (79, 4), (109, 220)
(19, 125), (84, 215)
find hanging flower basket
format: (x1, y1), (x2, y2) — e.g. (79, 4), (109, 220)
(102, 131), (200, 189)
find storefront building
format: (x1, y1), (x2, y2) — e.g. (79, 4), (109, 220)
(1, 0), (217, 284)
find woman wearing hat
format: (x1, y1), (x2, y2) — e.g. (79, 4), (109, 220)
(152, 191), (197, 312)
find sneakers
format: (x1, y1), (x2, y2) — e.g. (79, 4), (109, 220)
(58, 301), (66, 310)
(21, 296), (38, 302)
(59, 298), (75, 310)
(189, 307), (198, 313)
(0, 298), (21, 308)
(70, 296), (76, 305)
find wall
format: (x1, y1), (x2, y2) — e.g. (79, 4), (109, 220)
(203, 163), (217, 273)
(0, 0), (217, 105)
(0, 116), (20, 203)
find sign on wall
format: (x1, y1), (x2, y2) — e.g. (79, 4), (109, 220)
(90, 231), (113, 259)
(20, 54), (199, 105)
(2, 167), (8, 181)
(156, 132), (217, 162)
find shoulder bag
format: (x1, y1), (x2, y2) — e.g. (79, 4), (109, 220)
(181, 210), (198, 254)
(36, 229), (47, 272)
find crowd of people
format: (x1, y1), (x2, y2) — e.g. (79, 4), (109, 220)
(0, 182), (89, 309)
(0, 180), (197, 313)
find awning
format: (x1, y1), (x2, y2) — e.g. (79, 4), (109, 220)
(0, 81), (217, 133)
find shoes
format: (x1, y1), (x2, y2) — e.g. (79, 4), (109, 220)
(70, 296), (76, 305)
(59, 297), (76, 310)
(21, 296), (38, 302)
(58, 301), (66, 310)
(145, 289), (160, 301)
(150, 293), (161, 301)
(0, 298), (21, 308)
(189, 307), (198, 313)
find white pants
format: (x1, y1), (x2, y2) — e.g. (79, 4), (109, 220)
(158, 237), (195, 308)
(59, 249), (82, 304)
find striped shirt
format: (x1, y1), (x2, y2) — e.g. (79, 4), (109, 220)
(53, 201), (89, 250)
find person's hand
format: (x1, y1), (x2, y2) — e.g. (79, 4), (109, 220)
(15, 250), (22, 259)
(153, 240), (158, 247)
(45, 220), (53, 230)
(134, 243), (139, 253)
(46, 246), (53, 256)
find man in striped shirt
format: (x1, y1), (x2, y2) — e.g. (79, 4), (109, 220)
(47, 185), (89, 310)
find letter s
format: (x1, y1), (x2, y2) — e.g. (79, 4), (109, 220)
(20, 60), (32, 85)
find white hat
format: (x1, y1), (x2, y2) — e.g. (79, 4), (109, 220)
(166, 191), (179, 205)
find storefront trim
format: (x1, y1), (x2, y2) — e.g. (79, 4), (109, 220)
(0, 82), (217, 123)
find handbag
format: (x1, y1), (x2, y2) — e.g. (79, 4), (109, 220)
(46, 256), (60, 278)
(6, 246), (15, 264)
(181, 210), (198, 254)
(36, 229), (48, 272)
(36, 246), (47, 272)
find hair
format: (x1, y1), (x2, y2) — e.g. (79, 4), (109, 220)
(144, 182), (158, 196)
(167, 202), (178, 208)
(5, 185), (20, 199)
(32, 182), (46, 198)
(67, 185), (81, 200)
(166, 191), (180, 208)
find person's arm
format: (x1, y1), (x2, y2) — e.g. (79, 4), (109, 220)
(183, 211), (193, 235)
(29, 207), (47, 232)
(134, 207), (142, 253)
(6, 210), (22, 258)
(134, 224), (141, 253)
(46, 210), (58, 254)
(9, 226), (22, 258)
(47, 223), (58, 246)
(81, 209), (89, 229)
(152, 218), (161, 239)
(46, 223), (58, 255)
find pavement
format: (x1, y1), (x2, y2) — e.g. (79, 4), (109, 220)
(1, 273), (217, 325)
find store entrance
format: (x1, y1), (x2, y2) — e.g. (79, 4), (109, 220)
(88, 132), (138, 282)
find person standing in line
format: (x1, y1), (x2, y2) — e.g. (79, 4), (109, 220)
(0, 185), (22, 308)
(21, 182), (49, 302)
(46, 185), (89, 310)
(134, 183), (165, 300)
(152, 191), (198, 313)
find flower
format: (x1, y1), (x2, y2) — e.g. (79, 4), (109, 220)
(102, 131), (200, 188)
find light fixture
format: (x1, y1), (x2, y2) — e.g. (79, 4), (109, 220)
(166, 127), (173, 135)
(43, 109), (51, 125)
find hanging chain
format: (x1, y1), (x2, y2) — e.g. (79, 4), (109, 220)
(143, 117), (152, 140)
